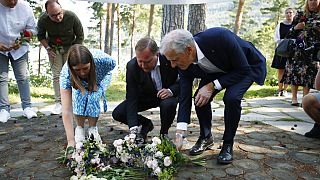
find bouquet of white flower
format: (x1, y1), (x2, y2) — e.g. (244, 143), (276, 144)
(141, 136), (187, 179)
(58, 134), (201, 180)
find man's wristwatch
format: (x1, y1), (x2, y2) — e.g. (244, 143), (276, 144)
(46, 46), (51, 50)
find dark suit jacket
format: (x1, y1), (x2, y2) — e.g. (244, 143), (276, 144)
(178, 27), (267, 124)
(126, 54), (179, 123)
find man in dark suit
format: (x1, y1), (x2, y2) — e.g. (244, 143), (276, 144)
(112, 37), (179, 143)
(160, 28), (266, 164)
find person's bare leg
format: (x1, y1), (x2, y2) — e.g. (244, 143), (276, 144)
(278, 69), (285, 91)
(302, 94), (320, 124)
(291, 85), (298, 103)
(303, 86), (310, 97)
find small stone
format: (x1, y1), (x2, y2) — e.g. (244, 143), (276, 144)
(150, 111), (153, 114)
(54, 125), (57, 127)
(291, 127), (295, 130)
(294, 124), (297, 127)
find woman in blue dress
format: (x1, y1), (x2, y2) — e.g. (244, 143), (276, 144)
(60, 44), (116, 149)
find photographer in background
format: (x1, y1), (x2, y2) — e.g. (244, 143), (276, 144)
(281, 0), (320, 106)
(302, 69), (320, 139)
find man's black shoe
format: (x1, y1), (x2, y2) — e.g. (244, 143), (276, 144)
(217, 143), (233, 164)
(140, 121), (154, 141)
(189, 136), (214, 156)
(305, 123), (320, 139)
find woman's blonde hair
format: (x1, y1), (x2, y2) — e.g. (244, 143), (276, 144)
(304, 0), (320, 15)
(67, 44), (97, 94)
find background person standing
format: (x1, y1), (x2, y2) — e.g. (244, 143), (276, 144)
(37, 0), (84, 115)
(0, 0), (38, 122)
(271, 7), (295, 97)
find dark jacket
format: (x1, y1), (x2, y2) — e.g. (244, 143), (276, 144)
(126, 54), (179, 123)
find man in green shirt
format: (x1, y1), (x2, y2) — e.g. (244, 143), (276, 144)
(37, 0), (84, 115)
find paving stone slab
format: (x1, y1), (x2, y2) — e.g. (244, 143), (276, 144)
(292, 152), (320, 164)
(238, 144), (273, 154)
(299, 172), (320, 180)
(233, 159), (260, 171)
(209, 169), (227, 178)
(268, 169), (298, 180)
(244, 172), (273, 180)
(225, 167), (244, 176)
(241, 113), (279, 122)
(263, 121), (314, 136)
(264, 159), (295, 171)
(247, 132), (277, 141)
(247, 153), (265, 160)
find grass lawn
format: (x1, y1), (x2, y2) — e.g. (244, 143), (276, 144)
(8, 80), (280, 105)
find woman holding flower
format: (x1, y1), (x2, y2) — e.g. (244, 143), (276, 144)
(60, 44), (115, 150)
(281, 0), (320, 106)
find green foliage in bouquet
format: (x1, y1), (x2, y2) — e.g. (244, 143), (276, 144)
(58, 134), (205, 180)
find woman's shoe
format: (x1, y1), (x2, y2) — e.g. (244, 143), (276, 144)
(291, 102), (300, 106)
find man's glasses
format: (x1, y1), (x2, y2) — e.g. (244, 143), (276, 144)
(48, 11), (63, 18)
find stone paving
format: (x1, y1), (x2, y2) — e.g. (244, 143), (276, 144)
(1, 92), (320, 179)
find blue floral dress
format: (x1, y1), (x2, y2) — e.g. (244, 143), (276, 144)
(60, 49), (116, 117)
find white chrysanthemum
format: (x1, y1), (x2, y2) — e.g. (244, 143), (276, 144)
(155, 151), (163, 158)
(124, 135), (130, 141)
(113, 139), (123, 147)
(146, 160), (153, 168)
(116, 145), (123, 152)
(164, 156), (172, 167)
(75, 154), (83, 163)
(120, 154), (129, 162)
(76, 142), (83, 150)
(151, 159), (158, 169)
(152, 137), (161, 145)
(154, 167), (161, 176)
(70, 175), (78, 180)
(129, 133), (136, 139)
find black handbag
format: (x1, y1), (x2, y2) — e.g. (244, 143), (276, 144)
(275, 39), (295, 58)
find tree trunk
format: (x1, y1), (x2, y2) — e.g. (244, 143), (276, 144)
(147, 4), (155, 37)
(99, 15), (102, 50)
(104, 3), (112, 53)
(234, 0), (245, 35)
(188, 4), (207, 35)
(109, 4), (116, 55)
(38, 45), (41, 76)
(117, 4), (121, 69)
(188, 4), (207, 89)
(130, 5), (136, 59)
(161, 5), (185, 38)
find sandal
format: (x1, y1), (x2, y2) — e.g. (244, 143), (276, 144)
(291, 102), (300, 106)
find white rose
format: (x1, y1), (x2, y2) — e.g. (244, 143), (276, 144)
(117, 146), (123, 152)
(164, 156), (172, 167)
(152, 137), (161, 145)
(76, 142), (83, 150)
(124, 136), (130, 141)
(129, 133), (136, 139)
(146, 160), (153, 168)
(154, 167), (161, 176)
(155, 151), (163, 158)
(70, 175), (78, 180)
(151, 159), (158, 169)
(75, 154), (83, 163)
